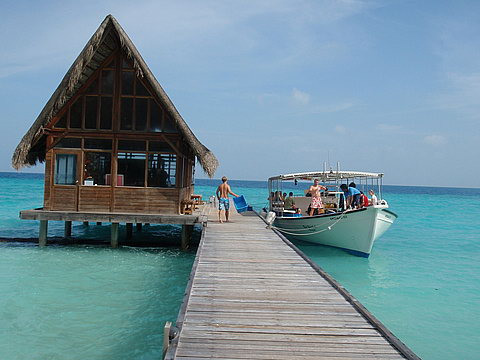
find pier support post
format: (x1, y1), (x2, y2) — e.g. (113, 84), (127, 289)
(136, 223), (142, 231)
(111, 223), (119, 248)
(126, 223), (133, 239)
(83, 221), (89, 226)
(181, 225), (193, 251)
(96, 222), (102, 226)
(64, 221), (72, 238)
(39, 220), (48, 247)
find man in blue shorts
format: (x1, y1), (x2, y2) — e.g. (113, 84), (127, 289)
(216, 176), (239, 223)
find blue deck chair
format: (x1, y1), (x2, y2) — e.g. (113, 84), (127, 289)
(233, 195), (251, 213)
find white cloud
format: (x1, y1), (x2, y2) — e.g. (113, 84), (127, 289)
(292, 88), (310, 105)
(424, 134), (447, 146)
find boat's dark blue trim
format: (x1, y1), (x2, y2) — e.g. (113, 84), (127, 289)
(343, 248), (370, 258)
(382, 209), (398, 218)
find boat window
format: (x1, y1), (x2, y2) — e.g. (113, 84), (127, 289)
(55, 154), (77, 185)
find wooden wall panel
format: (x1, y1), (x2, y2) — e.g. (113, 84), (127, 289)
(51, 187), (77, 211)
(78, 186), (111, 212)
(43, 151), (53, 210)
(113, 187), (180, 214)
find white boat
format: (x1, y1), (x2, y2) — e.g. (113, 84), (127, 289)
(266, 169), (397, 257)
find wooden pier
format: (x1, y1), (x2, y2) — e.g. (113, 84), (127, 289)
(165, 205), (419, 359)
(20, 209), (207, 249)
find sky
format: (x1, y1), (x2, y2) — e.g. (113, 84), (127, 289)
(1, 0), (479, 187)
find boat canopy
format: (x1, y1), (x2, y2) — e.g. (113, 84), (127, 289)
(269, 171), (384, 182)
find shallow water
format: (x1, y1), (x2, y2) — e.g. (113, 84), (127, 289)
(195, 179), (480, 360)
(1, 173), (479, 359)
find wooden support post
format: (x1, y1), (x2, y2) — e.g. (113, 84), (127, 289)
(64, 221), (72, 238)
(136, 223), (142, 231)
(96, 222), (102, 226)
(111, 223), (119, 248)
(39, 220), (48, 247)
(181, 225), (193, 251)
(83, 221), (89, 226)
(163, 321), (172, 357)
(126, 223), (133, 239)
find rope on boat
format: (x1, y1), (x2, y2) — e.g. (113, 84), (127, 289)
(269, 208), (354, 236)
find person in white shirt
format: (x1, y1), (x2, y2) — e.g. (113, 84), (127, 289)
(369, 189), (378, 206)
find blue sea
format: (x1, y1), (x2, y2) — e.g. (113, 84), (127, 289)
(1, 173), (479, 359)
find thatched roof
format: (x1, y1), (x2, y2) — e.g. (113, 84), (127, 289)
(12, 14), (218, 178)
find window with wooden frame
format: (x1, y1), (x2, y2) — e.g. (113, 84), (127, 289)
(53, 59), (115, 131)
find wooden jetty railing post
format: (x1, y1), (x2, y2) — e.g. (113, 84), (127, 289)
(64, 221), (72, 238)
(39, 220), (48, 247)
(111, 223), (119, 248)
(163, 321), (172, 357)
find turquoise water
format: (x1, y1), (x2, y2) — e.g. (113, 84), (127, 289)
(0, 173), (195, 360)
(195, 179), (480, 360)
(1, 173), (479, 359)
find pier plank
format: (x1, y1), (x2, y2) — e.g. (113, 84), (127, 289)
(169, 205), (414, 359)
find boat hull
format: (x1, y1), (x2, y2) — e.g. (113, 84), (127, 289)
(273, 206), (397, 257)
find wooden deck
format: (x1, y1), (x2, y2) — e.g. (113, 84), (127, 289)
(166, 205), (418, 359)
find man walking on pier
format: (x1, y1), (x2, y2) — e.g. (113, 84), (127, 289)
(216, 176), (239, 223)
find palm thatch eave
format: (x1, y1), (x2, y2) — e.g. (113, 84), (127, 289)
(11, 14), (218, 178)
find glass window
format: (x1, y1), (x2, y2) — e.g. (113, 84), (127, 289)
(149, 141), (172, 152)
(136, 80), (149, 96)
(55, 154), (77, 185)
(164, 114), (177, 133)
(117, 153), (146, 187)
(100, 96), (112, 130)
(84, 152), (111, 186)
(54, 138), (82, 149)
(86, 78), (98, 94)
(135, 98), (148, 131)
(118, 140), (146, 151)
(54, 114), (67, 128)
(148, 154), (176, 187)
(105, 58), (115, 68)
(122, 71), (134, 95)
(84, 138), (112, 150)
(101, 70), (114, 94)
(122, 58), (131, 69)
(150, 100), (162, 132)
(70, 97), (83, 128)
(120, 98), (133, 130)
(85, 96), (98, 129)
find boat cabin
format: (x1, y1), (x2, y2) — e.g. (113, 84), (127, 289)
(268, 169), (385, 215)
(12, 15), (218, 216)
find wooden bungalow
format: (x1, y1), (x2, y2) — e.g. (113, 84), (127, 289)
(12, 15), (217, 247)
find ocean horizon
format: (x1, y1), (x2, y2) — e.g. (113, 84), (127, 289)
(1, 172), (478, 359)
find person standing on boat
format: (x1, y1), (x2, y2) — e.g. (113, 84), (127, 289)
(216, 176), (239, 223)
(340, 184), (361, 209)
(307, 179), (327, 216)
(369, 189), (378, 205)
